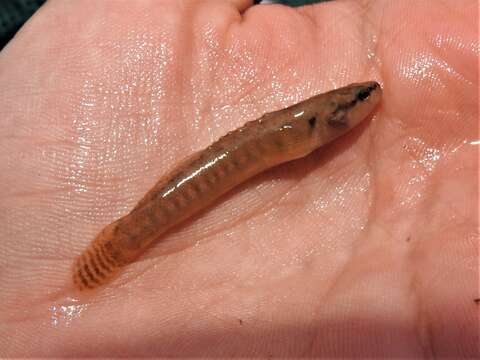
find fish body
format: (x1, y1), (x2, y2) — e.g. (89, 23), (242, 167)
(73, 81), (382, 290)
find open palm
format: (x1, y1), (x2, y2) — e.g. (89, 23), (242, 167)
(1, 0), (477, 357)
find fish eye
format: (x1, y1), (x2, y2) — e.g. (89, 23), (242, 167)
(357, 88), (371, 101)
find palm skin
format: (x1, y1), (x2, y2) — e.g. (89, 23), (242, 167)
(0, 0), (477, 357)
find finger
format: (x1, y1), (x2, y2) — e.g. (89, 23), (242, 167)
(224, 0), (259, 13)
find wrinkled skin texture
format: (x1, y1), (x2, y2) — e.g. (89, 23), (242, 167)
(0, 0), (478, 357)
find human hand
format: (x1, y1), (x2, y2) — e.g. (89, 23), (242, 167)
(1, 0), (477, 356)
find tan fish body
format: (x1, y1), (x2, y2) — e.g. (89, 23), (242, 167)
(72, 81), (382, 290)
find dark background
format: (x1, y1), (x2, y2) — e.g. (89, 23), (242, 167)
(0, 0), (329, 50)
(0, 0), (45, 50)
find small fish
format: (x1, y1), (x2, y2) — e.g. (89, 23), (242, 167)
(72, 81), (382, 290)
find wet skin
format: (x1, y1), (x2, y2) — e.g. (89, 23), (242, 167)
(0, 0), (477, 357)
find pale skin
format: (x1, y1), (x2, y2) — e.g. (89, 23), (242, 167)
(0, 0), (477, 357)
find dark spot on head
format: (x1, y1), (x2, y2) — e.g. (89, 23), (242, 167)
(357, 83), (379, 101)
(308, 117), (316, 129)
(474, 298), (480, 304)
(357, 88), (372, 101)
(238, 319), (243, 325)
(406, 236), (411, 242)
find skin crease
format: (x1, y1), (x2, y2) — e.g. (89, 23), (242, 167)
(0, 0), (477, 357)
